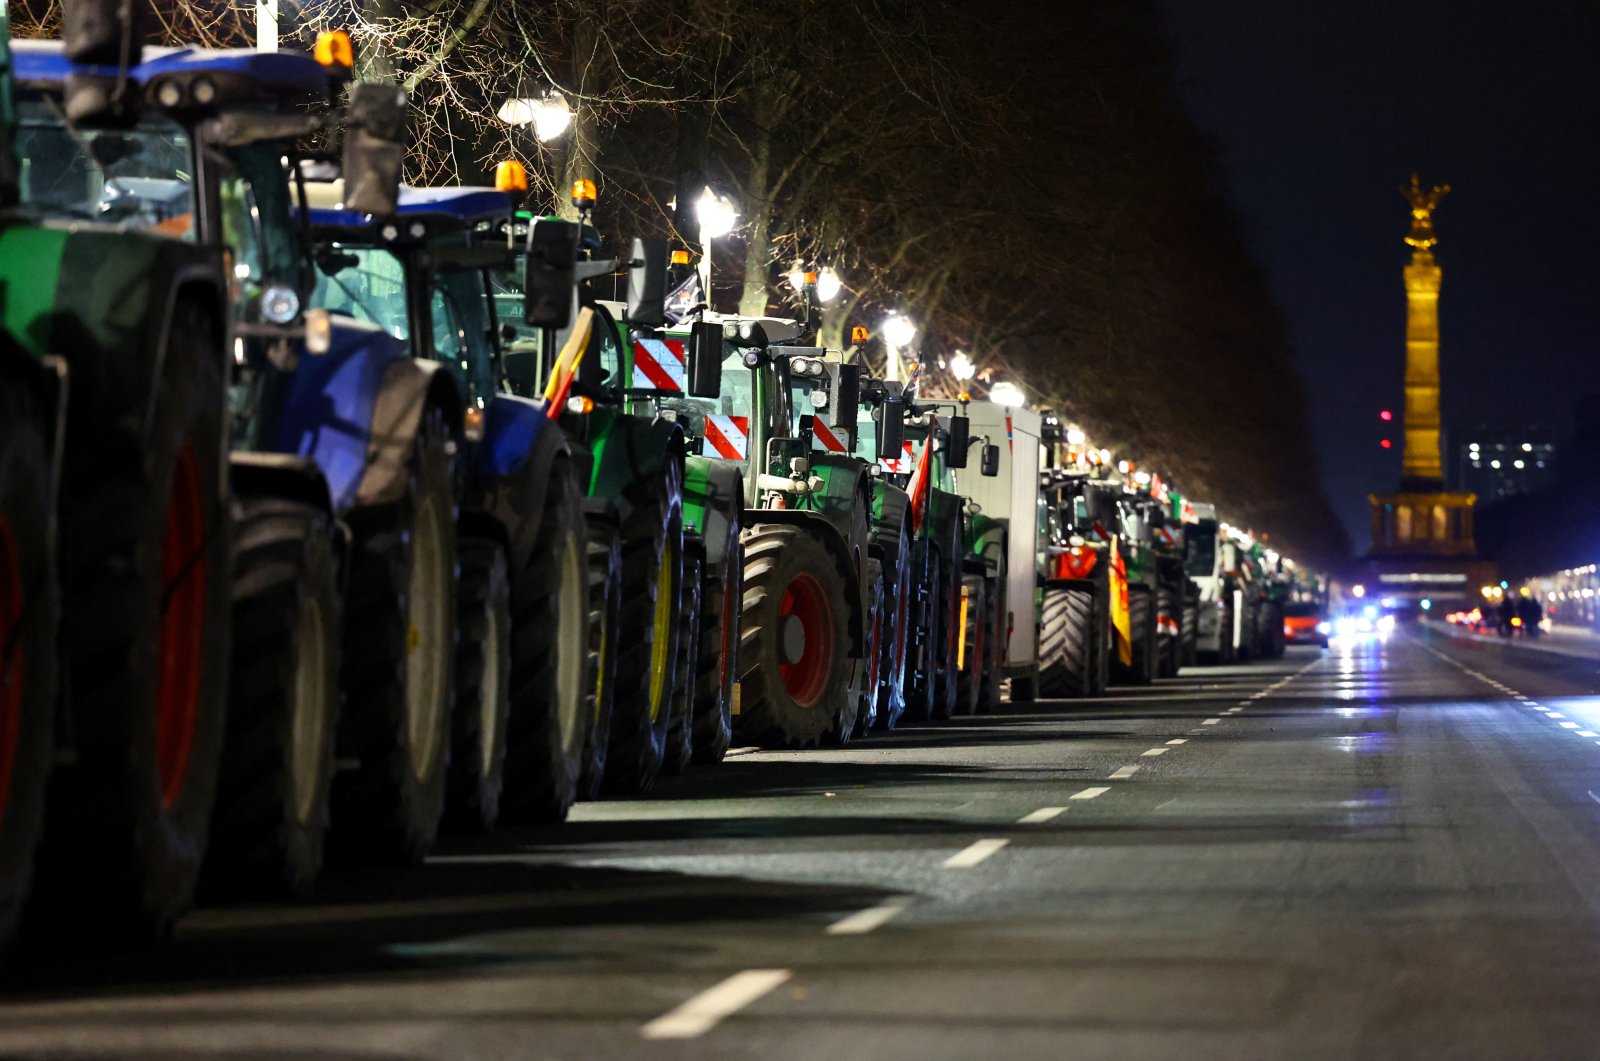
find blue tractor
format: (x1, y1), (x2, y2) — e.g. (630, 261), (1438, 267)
(303, 184), (596, 827)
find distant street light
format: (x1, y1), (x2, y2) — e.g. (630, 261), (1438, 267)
(881, 312), (917, 382)
(989, 380), (1024, 407)
(815, 267), (842, 304)
(497, 91), (573, 143)
(1066, 427), (1086, 446)
(695, 188), (739, 305)
(949, 351), (975, 382)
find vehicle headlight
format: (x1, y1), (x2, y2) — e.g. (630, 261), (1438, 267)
(810, 388), (829, 409)
(304, 308), (332, 355)
(792, 357), (824, 377)
(260, 285), (301, 325)
(1316, 621), (1331, 634)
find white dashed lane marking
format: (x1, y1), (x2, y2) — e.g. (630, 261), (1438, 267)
(1141, 747), (1168, 757)
(1070, 786), (1110, 800)
(1017, 807), (1066, 824)
(1108, 765), (1140, 780)
(1201, 718), (1221, 726)
(826, 897), (912, 935)
(943, 838), (1009, 868)
(1166, 738), (1188, 745)
(640, 969), (793, 1039)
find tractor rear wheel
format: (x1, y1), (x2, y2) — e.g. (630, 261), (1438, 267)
(578, 519), (622, 799)
(443, 537), (510, 833)
(663, 552), (703, 774)
(1039, 584), (1096, 699)
(603, 464), (683, 794)
(499, 460), (590, 822)
(847, 559), (885, 740)
(1181, 588), (1200, 668)
(1117, 585), (1158, 686)
(929, 547), (962, 721)
(206, 498), (340, 898)
(871, 525), (913, 732)
(331, 406), (456, 865)
(0, 382), (58, 953)
(34, 298), (230, 942)
(735, 524), (854, 748)
(692, 515), (741, 764)
(1157, 582), (1180, 679)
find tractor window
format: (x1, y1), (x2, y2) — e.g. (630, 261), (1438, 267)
(1185, 525), (1218, 576)
(216, 169), (265, 315)
(17, 101), (194, 236)
(431, 270), (496, 404)
(311, 246), (409, 340)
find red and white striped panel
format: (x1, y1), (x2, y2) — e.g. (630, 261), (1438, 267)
(880, 440), (916, 474)
(702, 414), (750, 460)
(631, 336), (687, 392)
(811, 420), (852, 454)
(1155, 527), (1178, 546)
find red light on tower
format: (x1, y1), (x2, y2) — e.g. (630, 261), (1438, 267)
(1380, 409), (1393, 421)
(1380, 439), (1393, 449)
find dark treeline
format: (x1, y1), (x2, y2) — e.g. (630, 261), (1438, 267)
(15, 0), (1351, 565)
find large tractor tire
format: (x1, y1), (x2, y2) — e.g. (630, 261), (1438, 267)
(976, 564), (1006, 715)
(1038, 584), (1097, 699)
(206, 497), (340, 898)
(691, 514), (741, 765)
(1181, 587), (1200, 668)
(929, 547), (962, 721)
(331, 406), (456, 865)
(870, 525), (913, 733)
(1116, 584), (1158, 686)
(498, 460), (590, 822)
(443, 537), (511, 833)
(663, 552), (703, 774)
(735, 524), (855, 748)
(902, 539), (937, 722)
(602, 464), (683, 795)
(1157, 582), (1181, 679)
(578, 519), (622, 799)
(0, 383), (59, 953)
(954, 575), (987, 716)
(33, 299), (230, 943)
(851, 559), (887, 738)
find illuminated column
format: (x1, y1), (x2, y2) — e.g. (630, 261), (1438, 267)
(1399, 174), (1450, 490)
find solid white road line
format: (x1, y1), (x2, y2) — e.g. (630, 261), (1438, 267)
(1166, 738), (1188, 745)
(1070, 786), (1111, 800)
(1018, 806), (1067, 824)
(1141, 747), (1168, 757)
(641, 969), (793, 1039)
(943, 838), (1009, 868)
(1108, 765), (1140, 780)
(826, 897), (913, 935)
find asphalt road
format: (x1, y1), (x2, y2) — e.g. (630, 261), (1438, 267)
(6, 625), (1600, 1059)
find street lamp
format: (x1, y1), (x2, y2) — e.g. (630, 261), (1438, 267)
(949, 351), (975, 382)
(989, 380), (1024, 407)
(815, 267), (842, 304)
(880, 313), (917, 382)
(695, 188), (738, 305)
(1065, 427), (1086, 446)
(497, 91), (573, 143)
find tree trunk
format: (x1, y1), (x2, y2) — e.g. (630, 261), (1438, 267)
(737, 122), (773, 317)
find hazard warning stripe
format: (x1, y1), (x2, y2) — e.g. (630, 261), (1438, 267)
(702, 414), (749, 460)
(811, 420), (850, 453)
(631, 337), (687, 391)
(880, 440), (915, 474)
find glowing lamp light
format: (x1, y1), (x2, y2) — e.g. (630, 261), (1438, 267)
(850, 325), (870, 344)
(1380, 409), (1393, 421)
(988, 381), (1025, 408)
(949, 351), (976, 381)
(815, 267), (842, 303)
(570, 179), (596, 209)
(1380, 439), (1392, 449)
(882, 313), (917, 348)
(695, 188), (739, 239)
(1117, 460), (1132, 475)
(314, 30), (354, 69)
(1066, 427), (1086, 446)
(494, 160), (528, 193)
(1134, 470), (1152, 486)
(1098, 448), (1112, 465)
(1351, 584), (1367, 598)
(670, 249), (691, 266)
(498, 91), (574, 143)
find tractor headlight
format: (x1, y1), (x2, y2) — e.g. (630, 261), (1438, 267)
(260, 285), (301, 325)
(810, 388), (829, 409)
(791, 357), (824, 377)
(154, 79), (183, 108)
(304, 308), (333, 355)
(191, 77), (218, 106)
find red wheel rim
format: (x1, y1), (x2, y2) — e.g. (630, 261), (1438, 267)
(0, 518), (24, 823)
(156, 446), (207, 808)
(777, 572), (833, 707)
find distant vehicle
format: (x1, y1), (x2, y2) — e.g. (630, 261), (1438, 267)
(1282, 602), (1330, 647)
(1333, 604), (1395, 641)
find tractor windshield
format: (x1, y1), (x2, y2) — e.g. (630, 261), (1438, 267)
(311, 247), (409, 340)
(15, 100), (193, 235)
(662, 348), (758, 463)
(1185, 523), (1218, 576)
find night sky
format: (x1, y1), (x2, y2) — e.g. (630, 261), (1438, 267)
(1158, 1), (1600, 550)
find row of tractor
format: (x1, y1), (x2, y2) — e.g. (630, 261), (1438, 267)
(0, 4), (1316, 959)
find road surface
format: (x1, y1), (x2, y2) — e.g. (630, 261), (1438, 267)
(5, 626), (1600, 1059)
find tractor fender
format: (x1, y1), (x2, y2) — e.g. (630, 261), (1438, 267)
(462, 394), (572, 578)
(355, 357), (464, 509)
(587, 410), (685, 525)
(744, 508), (866, 658)
(229, 452), (334, 514)
(869, 481), (912, 552)
(0, 347), (67, 512)
(143, 267), (227, 435)
(683, 456), (744, 570)
(969, 515), (1008, 577)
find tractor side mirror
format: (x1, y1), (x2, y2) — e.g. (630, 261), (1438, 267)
(877, 395), (905, 459)
(524, 219), (578, 329)
(686, 320), (722, 399)
(981, 444), (1001, 477)
(64, 0), (145, 126)
(342, 83), (409, 218)
(829, 363), (860, 434)
(625, 236), (667, 327)
(946, 415), (971, 468)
